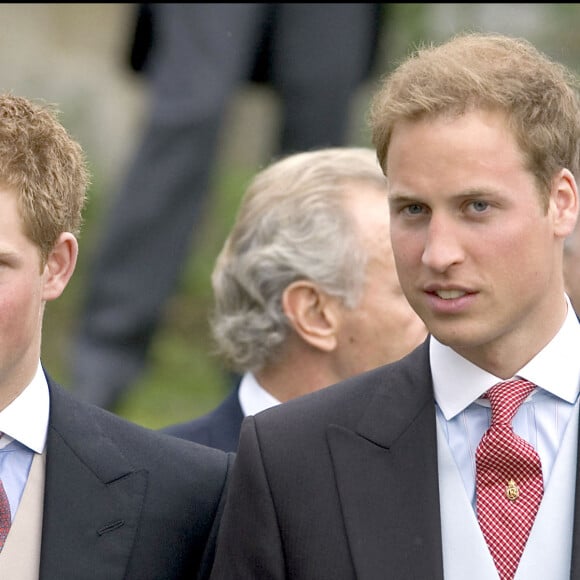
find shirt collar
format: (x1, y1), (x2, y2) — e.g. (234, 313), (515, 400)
(432, 295), (580, 420)
(238, 372), (281, 417)
(0, 362), (49, 453)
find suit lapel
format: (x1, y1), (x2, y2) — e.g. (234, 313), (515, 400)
(39, 381), (147, 580)
(328, 343), (444, 579)
(569, 402), (580, 579)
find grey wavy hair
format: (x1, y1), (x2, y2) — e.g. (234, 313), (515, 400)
(210, 147), (388, 373)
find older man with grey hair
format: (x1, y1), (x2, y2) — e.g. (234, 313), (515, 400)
(162, 147), (426, 450)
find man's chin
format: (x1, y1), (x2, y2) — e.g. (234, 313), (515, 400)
(428, 325), (481, 350)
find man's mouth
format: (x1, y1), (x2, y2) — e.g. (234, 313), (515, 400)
(434, 289), (466, 300)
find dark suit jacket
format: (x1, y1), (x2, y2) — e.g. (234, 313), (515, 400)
(209, 340), (580, 579)
(161, 390), (244, 453)
(38, 374), (233, 580)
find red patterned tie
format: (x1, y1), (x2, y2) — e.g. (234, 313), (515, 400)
(0, 477), (9, 551)
(475, 378), (543, 580)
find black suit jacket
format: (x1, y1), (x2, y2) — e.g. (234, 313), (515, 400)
(38, 374), (233, 580)
(210, 340), (580, 579)
(162, 389), (244, 453)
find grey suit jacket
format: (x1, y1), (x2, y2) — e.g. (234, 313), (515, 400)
(210, 340), (580, 579)
(38, 375), (233, 580)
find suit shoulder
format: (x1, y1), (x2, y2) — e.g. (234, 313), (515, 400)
(47, 381), (232, 480)
(252, 345), (429, 434)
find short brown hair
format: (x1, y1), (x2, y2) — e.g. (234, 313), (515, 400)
(0, 93), (89, 262)
(368, 32), (580, 207)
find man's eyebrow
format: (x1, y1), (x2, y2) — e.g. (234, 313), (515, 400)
(388, 192), (422, 204)
(388, 187), (501, 203)
(0, 249), (18, 259)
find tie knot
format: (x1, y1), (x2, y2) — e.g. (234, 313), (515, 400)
(485, 378), (535, 426)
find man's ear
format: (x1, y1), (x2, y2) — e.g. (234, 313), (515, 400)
(282, 280), (339, 352)
(551, 168), (579, 238)
(41, 232), (78, 301)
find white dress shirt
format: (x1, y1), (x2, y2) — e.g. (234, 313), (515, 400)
(433, 296), (580, 579)
(238, 372), (280, 417)
(432, 296), (580, 509)
(0, 362), (48, 521)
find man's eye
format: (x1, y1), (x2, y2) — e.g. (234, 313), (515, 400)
(405, 204), (423, 215)
(471, 200), (489, 212)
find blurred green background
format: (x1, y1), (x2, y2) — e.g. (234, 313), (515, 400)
(20, 3), (580, 429)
